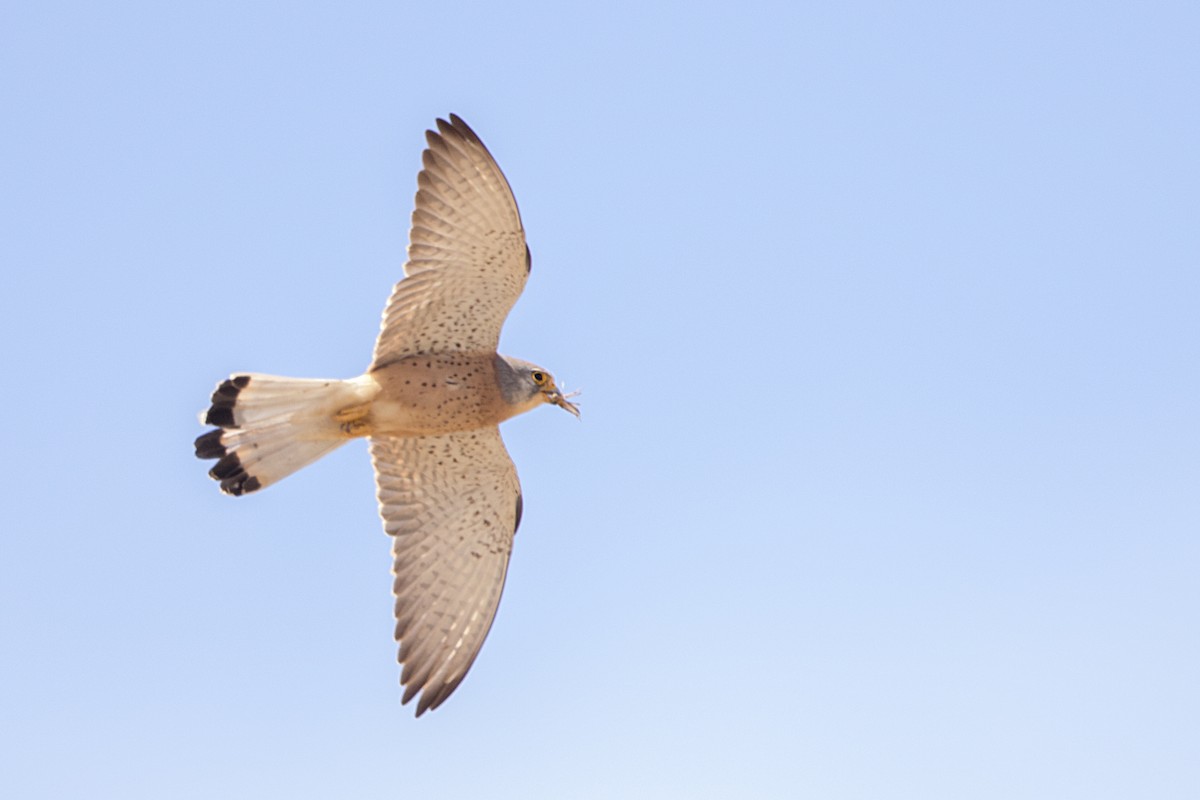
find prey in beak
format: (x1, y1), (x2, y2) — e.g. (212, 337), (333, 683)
(546, 388), (581, 418)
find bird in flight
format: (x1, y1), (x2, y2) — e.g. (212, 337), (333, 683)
(195, 114), (579, 716)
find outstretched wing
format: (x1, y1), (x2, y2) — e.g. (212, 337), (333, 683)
(369, 427), (523, 716)
(372, 115), (529, 365)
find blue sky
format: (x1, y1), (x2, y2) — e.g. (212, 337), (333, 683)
(2, 1), (1198, 797)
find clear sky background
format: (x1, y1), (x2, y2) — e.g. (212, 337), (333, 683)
(2, 2), (1198, 798)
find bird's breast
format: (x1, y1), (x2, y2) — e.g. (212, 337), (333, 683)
(367, 354), (507, 436)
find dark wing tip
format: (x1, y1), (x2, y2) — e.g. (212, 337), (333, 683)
(398, 653), (472, 717)
(433, 116), (470, 154)
(443, 113), (480, 143)
(433, 114), (493, 159)
(411, 675), (466, 717)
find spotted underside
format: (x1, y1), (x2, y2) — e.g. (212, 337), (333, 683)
(371, 114), (530, 364)
(195, 115), (561, 718)
(369, 427), (523, 716)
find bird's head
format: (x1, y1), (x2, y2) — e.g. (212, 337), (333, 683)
(497, 356), (581, 418)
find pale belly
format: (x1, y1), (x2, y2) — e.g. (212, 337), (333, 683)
(361, 354), (508, 437)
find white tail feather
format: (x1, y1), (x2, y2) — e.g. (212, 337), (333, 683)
(195, 373), (374, 495)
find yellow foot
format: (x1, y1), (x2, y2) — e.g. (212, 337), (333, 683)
(334, 404), (372, 437)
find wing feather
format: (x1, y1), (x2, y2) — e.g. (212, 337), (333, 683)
(372, 115), (528, 363)
(369, 427), (522, 716)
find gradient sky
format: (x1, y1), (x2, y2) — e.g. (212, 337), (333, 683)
(3, 2), (1198, 798)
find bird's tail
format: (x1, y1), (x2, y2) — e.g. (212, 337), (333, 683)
(194, 373), (375, 495)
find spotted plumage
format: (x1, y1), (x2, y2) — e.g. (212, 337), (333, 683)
(195, 115), (578, 716)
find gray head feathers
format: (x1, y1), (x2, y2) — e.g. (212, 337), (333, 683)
(494, 355), (549, 406)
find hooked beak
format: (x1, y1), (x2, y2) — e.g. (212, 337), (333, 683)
(547, 389), (581, 418)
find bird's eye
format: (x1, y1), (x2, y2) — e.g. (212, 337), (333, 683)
(531, 371), (546, 385)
